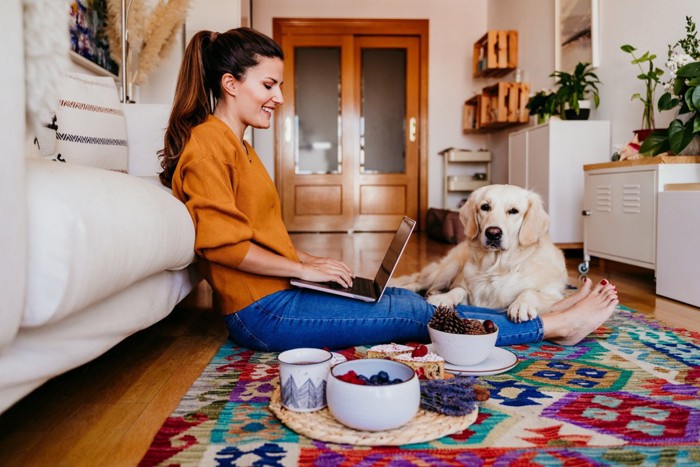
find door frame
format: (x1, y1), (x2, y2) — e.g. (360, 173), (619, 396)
(272, 18), (429, 230)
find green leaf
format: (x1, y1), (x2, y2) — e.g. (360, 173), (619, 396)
(658, 92), (679, 111)
(694, 113), (700, 134)
(689, 85), (700, 111)
(677, 61), (700, 78)
(639, 131), (669, 155)
(668, 118), (695, 154)
(674, 77), (686, 96)
(620, 44), (636, 53)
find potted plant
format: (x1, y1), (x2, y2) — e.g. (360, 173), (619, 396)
(525, 89), (558, 124)
(620, 44), (664, 141)
(640, 16), (700, 156)
(551, 62), (601, 120)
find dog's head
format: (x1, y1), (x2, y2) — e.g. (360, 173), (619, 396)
(459, 184), (549, 250)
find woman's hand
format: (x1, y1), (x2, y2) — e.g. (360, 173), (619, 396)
(298, 252), (354, 288)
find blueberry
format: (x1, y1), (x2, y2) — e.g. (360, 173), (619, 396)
(377, 371), (389, 382)
(391, 378), (403, 384)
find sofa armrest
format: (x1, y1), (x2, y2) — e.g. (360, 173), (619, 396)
(123, 103), (171, 178)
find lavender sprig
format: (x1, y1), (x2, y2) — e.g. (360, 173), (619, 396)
(419, 376), (484, 416)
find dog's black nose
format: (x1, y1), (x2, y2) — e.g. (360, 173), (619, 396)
(485, 227), (502, 242)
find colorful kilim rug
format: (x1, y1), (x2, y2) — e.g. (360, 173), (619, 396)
(139, 306), (700, 466)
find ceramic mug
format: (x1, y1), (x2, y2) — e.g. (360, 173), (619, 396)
(277, 348), (332, 412)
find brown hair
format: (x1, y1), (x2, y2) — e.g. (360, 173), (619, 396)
(158, 28), (284, 187)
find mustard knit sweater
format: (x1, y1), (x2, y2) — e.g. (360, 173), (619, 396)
(172, 115), (298, 314)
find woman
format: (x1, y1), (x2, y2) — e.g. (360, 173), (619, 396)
(159, 28), (618, 352)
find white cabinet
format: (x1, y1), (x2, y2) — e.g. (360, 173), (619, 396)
(439, 148), (491, 209)
(582, 158), (700, 271)
(508, 120), (611, 245)
(656, 185), (700, 307)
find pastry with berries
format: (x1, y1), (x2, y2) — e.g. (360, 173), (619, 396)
(391, 344), (445, 380)
(367, 343), (415, 359)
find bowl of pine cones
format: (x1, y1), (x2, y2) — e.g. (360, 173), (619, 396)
(427, 306), (498, 366)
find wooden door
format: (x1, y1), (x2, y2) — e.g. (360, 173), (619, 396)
(274, 19), (427, 232)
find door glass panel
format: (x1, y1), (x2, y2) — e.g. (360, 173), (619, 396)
(361, 48), (406, 174)
(294, 47), (341, 174)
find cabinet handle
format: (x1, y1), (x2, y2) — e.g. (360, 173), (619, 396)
(582, 210), (591, 216)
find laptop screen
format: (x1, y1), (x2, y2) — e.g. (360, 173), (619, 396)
(373, 217), (416, 289)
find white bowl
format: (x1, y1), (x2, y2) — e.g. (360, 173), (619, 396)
(326, 359), (420, 431)
(428, 321), (498, 366)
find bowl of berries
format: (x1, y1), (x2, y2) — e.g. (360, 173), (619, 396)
(326, 358), (420, 431)
(428, 306), (498, 367)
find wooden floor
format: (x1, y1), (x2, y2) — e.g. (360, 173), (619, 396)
(1, 232), (698, 466)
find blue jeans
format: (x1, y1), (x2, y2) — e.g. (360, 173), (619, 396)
(224, 287), (544, 352)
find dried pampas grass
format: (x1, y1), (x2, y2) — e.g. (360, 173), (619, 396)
(105, 0), (191, 86)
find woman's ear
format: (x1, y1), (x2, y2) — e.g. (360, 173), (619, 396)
(221, 73), (237, 96)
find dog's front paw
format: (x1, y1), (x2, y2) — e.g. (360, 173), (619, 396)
(426, 288), (467, 309)
(507, 300), (539, 323)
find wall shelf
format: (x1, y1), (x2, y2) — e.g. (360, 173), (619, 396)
(472, 30), (518, 78)
(439, 148), (491, 209)
(463, 82), (529, 132)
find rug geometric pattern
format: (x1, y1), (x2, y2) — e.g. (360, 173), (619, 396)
(139, 306), (700, 466)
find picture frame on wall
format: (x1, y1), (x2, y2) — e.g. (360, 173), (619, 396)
(69, 0), (119, 78)
(554, 0), (599, 72)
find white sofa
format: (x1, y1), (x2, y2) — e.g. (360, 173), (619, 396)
(0, 4), (196, 413)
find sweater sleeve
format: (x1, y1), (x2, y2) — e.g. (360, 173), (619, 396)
(178, 140), (252, 269)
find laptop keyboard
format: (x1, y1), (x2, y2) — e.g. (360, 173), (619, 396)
(323, 277), (375, 296)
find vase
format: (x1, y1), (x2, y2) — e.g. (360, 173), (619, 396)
(563, 100), (590, 120)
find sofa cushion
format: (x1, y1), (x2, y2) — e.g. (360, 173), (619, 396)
(42, 72), (128, 172)
(23, 158), (195, 327)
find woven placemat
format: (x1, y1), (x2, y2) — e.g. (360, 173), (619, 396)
(268, 387), (478, 446)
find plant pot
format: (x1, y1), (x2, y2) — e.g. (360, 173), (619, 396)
(563, 100), (591, 120)
(536, 113), (551, 125)
(633, 129), (655, 143)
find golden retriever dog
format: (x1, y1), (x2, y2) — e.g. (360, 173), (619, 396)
(391, 184), (567, 322)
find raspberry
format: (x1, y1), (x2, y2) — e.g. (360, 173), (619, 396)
(412, 344), (429, 358)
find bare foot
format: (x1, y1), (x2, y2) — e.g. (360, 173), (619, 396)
(542, 280), (619, 346)
(549, 277), (593, 313)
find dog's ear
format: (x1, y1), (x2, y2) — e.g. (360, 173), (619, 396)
(460, 195), (480, 240)
(519, 191), (549, 246)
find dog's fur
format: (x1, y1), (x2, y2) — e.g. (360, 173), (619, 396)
(391, 184), (567, 322)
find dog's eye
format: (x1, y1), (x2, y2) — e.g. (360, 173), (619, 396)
(508, 208), (519, 215)
(480, 203), (490, 212)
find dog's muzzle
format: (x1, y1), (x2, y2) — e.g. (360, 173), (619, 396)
(484, 226), (503, 249)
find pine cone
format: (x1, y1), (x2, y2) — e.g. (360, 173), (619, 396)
(429, 306), (468, 334)
(462, 318), (486, 335)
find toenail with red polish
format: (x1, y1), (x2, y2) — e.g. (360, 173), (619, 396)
(601, 279), (609, 285)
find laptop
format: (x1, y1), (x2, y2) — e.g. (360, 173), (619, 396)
(290, 216), (416, 302)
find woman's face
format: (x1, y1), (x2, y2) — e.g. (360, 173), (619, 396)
(233, 56), (284, 130)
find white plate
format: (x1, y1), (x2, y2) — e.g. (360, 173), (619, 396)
(427, 344), (519, 376)
(330, 352), (347, 367)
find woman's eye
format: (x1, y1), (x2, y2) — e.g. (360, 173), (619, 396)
(480, 203), (490, 212)
(508, 208), (519, 215)
(264, 84), (272, 90)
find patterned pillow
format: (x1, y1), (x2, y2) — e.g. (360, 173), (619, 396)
(43, 72), (128, 172)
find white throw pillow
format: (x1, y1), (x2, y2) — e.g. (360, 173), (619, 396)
(47, 72), (128, 172)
